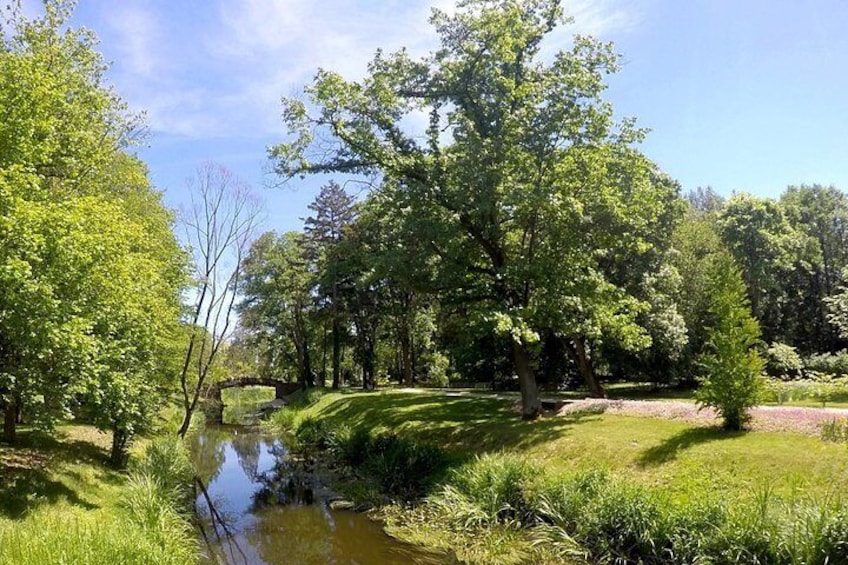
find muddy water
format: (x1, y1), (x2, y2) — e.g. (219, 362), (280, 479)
(190, 425), (451, 565)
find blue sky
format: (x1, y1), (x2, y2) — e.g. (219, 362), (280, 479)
(22, 0), (848, 234)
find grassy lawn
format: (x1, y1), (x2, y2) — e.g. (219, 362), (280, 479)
(302, 390), (848, 499)
(0, 423), (197, 565)
(221, 385), (277, 423)
(0, 425), (125, 519)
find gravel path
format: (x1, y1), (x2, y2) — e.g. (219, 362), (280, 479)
(557, 399), (848, 436)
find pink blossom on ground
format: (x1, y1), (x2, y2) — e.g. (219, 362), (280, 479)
(557, 399), (848, 437)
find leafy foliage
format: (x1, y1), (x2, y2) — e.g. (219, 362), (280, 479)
(765, 342), (804, 378)
(0, 2), (185, 464)
(695, 252), (764, 430)
(271, 0), (682, 414)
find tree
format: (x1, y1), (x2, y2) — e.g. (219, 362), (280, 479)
(176, 163), (261, 438)
(781, 184), (848, 352)
(270, 0), (681, 418)
(0, 2), (184, 460)
(671, 203), (728, 382)
(239, 231), (317, 389)
(716, 193), (813, 345)
(303, 181), (357, 389)
(696, 252), (764, 431)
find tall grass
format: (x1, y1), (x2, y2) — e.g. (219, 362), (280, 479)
(0, 436), (199, 565)
(413, 455), (848, 564)
(297, 418), (447, 501)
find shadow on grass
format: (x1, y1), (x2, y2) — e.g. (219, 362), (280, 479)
(0, 429), (111, 519)
(316, 392), (601, 455)
(636, 426), (744, 467)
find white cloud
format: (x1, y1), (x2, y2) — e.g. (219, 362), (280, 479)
(89, 0), (641, 140)
(104, 4), (161, 78)
(566, 0), (641, 36)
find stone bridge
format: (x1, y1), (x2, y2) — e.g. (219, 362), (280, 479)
(203, 377), (301, 424)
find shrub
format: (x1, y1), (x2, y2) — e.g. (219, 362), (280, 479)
(805, 351), (848, 377)
(821, 418), (848, 443)
(423, 351), (451, 387)
(766, 342), (803, 378)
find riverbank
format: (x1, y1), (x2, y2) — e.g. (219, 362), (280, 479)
(0, 425), (198, 565)
(271, 389), (848, 564)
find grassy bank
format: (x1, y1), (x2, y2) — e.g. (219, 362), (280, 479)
(271, 389), (848, 564)
(0, 425), (198, 565)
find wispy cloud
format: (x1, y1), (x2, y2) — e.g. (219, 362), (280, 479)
(104, 4), (160, 79)
(88, 0), (641, 140)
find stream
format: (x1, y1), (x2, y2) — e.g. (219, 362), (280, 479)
(189, 425), (452, 565)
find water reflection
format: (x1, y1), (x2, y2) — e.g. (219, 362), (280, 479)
(191, 425), (452, 565)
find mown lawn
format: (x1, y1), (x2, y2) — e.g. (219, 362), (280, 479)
(301, 390), (848, 499)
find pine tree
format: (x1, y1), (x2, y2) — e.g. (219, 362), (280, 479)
(303, 181), (357, 389)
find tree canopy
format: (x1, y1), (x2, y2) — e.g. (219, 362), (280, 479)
(270, 0), (682, 417)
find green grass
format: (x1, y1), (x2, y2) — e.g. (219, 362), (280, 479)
(221, 385), (277, 423)
(295, 390), (848, 498)
(0, 425), (198, 565)
(283, 389), (848, 563)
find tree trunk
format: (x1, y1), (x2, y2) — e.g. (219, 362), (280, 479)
(320, 321), (328, 387)
(512, 340), (540, 420)
(177, 407), (193, 438)
(3, 398), (16, 444)
(400, 328), (413, 386)
(332, 318), (341, 390)
(573, 336), (605, 398)
(110, 428), (129, 468)
(303, 339), (314, 388)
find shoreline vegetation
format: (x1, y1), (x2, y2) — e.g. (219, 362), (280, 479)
(269, 389), (848, 565)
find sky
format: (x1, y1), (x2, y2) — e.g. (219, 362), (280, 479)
(19, 0), (848, 234)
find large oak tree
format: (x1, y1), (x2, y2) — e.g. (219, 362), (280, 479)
(271, 0), (680, 418)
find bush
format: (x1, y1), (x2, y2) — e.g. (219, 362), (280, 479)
(766, 342), (803, 378)
(423, 351), (451, 387)
(805, 351), (848, 377)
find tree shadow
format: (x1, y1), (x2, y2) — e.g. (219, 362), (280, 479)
(0, 429), (111, 519)
(636, 426), (744, 468)
(317, 392), (602, 455)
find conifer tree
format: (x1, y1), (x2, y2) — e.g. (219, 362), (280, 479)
(696, 252), (764, 431)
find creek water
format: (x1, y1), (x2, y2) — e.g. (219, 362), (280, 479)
(189, 425), (452, 565)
